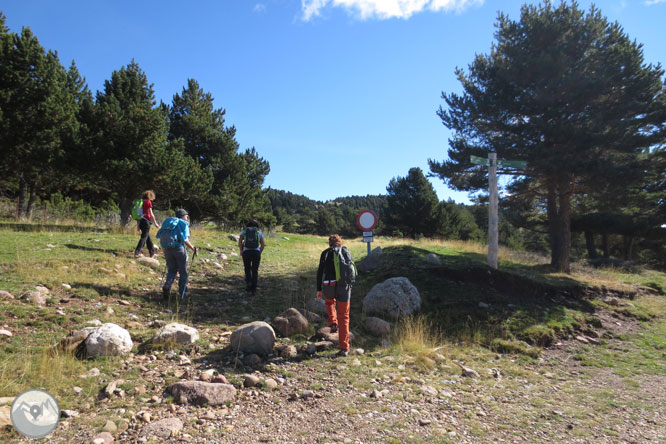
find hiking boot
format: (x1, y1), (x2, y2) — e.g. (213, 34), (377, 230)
(329, 323), (338, 333)
(336, 349), (349, 358)
(162, 287), (170, 301)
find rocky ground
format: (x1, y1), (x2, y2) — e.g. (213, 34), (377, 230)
(2, 287), (664, 444)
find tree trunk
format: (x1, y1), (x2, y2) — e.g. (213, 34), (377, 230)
(546, 185), (560, 267)
(623, 236), (635, 261)
(26, 182), (37, 220)
(18, 178), (28, 219)
(547, 178), (573, 273)
(119, 198), (132, 226)
(585, 231), (599, 259)
(601, 233), (610, 258)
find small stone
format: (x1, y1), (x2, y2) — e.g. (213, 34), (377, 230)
(244, 375), (262, 388)
(0, 329), (12, 338)
(264, 378), (278, 389)
(61, 409), (79, 418)
(103, 420), (117, 433)
(419, 418), (432, 426)
(73, 386), (83, 394)
(93, 431), (114, 444)
(62, 284), (72, 290)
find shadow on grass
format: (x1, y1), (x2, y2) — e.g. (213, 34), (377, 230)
(64, 243), (124, 256)
(0, 222), (108, 233)
(135, 244), (604, 355)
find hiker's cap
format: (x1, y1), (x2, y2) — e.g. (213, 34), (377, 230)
(175, 209), (188, 218)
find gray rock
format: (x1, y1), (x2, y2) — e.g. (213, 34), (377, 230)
(230, 321), (275, 356)
(139, 418), (183, 439)
(168, 381), (236, 406)
(273, 308), (309, 337)
(22, 291), (47, 305)
(0, 290), (14, 300)
(357, 247), (383, 272)
(296, 308), (322, 323)
(136, 256), (160, 269)
(365, 317), (392, 336)
(363, 277), (421, 319)
(151, 323), (199, 345)
(425, 253), (441, 265)
(85, 323), (133, 357)
(306, 297), (327, 315)
(228, 234), (240, 242)
(243, 353), (262, 366)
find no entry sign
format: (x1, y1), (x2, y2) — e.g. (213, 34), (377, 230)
(356, 209), (378, 231)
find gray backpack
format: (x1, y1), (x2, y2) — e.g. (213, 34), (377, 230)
(332, 246), (357, 286)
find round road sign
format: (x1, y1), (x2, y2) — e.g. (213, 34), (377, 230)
(356, 209), (378, 231)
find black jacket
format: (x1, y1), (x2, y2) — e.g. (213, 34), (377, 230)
(316, 247), (338, 291)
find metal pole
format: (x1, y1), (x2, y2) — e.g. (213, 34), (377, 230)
(488, 152), (498, 269)
(367, 241), (371, 256)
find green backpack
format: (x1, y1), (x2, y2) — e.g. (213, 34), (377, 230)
(131, 199), (144, 221)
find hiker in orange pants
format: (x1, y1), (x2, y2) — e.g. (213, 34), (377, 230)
(316, 234), (352, 357)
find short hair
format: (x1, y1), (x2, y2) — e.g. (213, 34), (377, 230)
(328, 234), (342, 247)
(247, 219), (259, 228)
(142, 190), (155, 200)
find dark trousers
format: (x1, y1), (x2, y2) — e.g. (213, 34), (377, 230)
(163, 246), (188, 299)
(134, 218), (154, 256)
(242, 249), (261, 290)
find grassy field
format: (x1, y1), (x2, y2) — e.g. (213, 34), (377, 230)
(0, 224), (664, 443)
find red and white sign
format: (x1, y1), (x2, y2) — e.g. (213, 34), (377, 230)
(356, 209), (378, 231)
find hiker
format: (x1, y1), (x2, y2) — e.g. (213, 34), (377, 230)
(134, 190), (160, 258)
(316, 234), (355, 357)
(156, 209), (197, 301)
(238, 219), (265, 294)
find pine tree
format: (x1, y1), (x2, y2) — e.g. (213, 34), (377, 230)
(430, 2), (666, 272)
(385, 167), (440, 238)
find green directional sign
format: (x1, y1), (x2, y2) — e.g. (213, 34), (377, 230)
(470, 155), (489, 166)
(498, 159), (527, 169)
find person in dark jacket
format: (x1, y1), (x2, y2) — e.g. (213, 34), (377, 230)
(316, 234), (351, 357)
(238, 219), (265, 295)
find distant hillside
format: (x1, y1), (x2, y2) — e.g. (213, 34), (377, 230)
(266, 188), (387, 236)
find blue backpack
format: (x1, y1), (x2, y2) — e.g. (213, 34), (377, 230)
(156, 217), (183, 248)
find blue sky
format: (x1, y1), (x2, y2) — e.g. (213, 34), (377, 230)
(2, 0), (665, 203)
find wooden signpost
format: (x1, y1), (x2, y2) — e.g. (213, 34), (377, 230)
(471, 154), (526, 269)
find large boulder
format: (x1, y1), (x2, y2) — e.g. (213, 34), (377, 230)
(230, 321), (275, 356)
(85, 323), (133, 357)
(168, 381), (236, 406)
(152, 323), (199, 345)
(362, 277), (421, 319)
(273, 308), (309, 337)
(357, 247), (383, 272)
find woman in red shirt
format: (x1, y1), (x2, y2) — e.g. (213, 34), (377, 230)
(134, 190), (161, 258)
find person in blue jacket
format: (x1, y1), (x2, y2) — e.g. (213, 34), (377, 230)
(156, 209), (197, 301)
